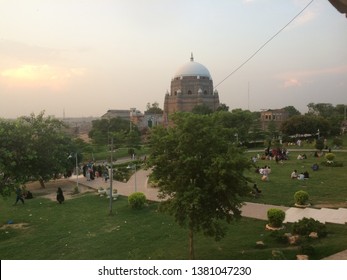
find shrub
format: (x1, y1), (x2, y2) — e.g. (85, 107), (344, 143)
(267, 208), (285, 228)
(294, 190), (309, 205)
(128, 192), (147, 209)
(325, 153), (335, 162)
(270, 229), (288, 244)
(292, 217), (327, 238)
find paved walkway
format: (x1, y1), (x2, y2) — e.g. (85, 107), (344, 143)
(68, 168), (347, 260)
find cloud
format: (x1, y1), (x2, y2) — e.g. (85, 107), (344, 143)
(292, 10), (316, 27)
(284, 78), (301, 88)
(0, 64), (86, 91)
(277, 64), (347, 88)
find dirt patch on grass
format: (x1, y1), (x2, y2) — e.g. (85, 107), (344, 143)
(0, 223), (30, 230)
(24, 179), (96, 202)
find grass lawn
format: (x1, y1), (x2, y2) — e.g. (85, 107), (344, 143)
(245, 150), (347, 207)
(1, 192), (347, 260)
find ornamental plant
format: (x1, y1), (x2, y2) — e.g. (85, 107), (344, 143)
(292, 217), (327, 238)
(294, 190), (309, 206)
(128, 192), (147, 209)
(267, 208), (285, 228)
(325, 153), (335, 163)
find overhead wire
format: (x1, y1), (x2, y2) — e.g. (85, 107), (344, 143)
(214, 0), (315, 89)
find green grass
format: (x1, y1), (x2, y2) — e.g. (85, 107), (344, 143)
(1, 193), (347, 260)
(245, 150), (347, 207)
(1, 138), (347, 260)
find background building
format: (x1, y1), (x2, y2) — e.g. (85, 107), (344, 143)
(163, 54), (220, 123)
(260, 109), (289, 131)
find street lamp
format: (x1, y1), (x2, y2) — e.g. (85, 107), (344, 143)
(68, 153), (79, 192)
(234, 133), (238, 145)
(317, 129), (320, 140)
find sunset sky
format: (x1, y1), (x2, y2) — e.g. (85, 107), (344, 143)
(1, 0), (346, 118)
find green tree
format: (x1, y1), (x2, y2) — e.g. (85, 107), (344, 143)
(216, 103), (229, 111)
(89, 117), (131, 145)
(214, 109), (255, 144)
(0, 119), (35, 196)
(20, 112), (77, 188)
(0, 112), (77, 195)
(281, 115), (330, 136)
(191, 104), (213, 115)
(146, 112), (252, 259)
(282, 105), (301, 118)
(145, 102), (163, 114)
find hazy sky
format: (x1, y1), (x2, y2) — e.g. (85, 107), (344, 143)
(0, 0), (346, 118)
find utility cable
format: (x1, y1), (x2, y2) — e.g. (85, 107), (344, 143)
(214, 0), (315, 89)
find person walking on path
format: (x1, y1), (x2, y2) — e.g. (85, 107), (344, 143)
(56, 187), (65, 204)
(14, 187), (25, 205)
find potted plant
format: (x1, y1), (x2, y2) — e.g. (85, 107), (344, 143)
(294, 190), (310, 207)
(266, 208), (285, 230)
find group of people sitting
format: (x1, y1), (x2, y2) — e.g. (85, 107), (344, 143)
(291, 169), (309, 180)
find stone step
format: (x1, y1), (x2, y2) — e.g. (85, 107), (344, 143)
(284, 207), (347, 224)
(319, 208), (347, 224)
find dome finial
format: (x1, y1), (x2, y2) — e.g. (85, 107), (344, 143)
(190, 52), (194, 62)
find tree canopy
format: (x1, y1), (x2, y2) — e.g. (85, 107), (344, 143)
(280, 114), (330, 137)
(146, 112), (252, 259)
(0, 112), (77, 195)
(145, 102), (163, 114)
(88, 117), (140, 147)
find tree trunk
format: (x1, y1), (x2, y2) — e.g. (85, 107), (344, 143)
(189, 228), (195, 260)
(39, 178), (46, 188)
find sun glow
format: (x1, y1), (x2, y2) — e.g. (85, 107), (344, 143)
(0, 64), (85, 90)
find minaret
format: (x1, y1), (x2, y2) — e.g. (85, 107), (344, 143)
(190, 52), (194, 62)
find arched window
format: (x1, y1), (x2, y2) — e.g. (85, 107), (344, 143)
(187, 90), (192, 95)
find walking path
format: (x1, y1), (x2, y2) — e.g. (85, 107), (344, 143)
(68, 168), (347, 259)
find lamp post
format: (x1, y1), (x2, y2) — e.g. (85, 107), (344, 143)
(317, 129), (320, 140)
(234, 133), (238, 145)
(68, 153), (79, 192)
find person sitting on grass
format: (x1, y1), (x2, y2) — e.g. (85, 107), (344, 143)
(252, 184), (262, 198)
(297, 172), (305, 180)
(291, 169), (298, 179)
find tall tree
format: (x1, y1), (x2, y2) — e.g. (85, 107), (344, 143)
(0, 112), (76, 194)
(281, 115), (330, 136)
(146, 112), (252, 259)
(89, 117), (131, 145)
(20, 112), (76, 188)
(0, 119), (35, 196)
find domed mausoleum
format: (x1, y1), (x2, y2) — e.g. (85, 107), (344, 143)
(163, 54), (220, 123)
